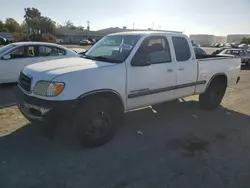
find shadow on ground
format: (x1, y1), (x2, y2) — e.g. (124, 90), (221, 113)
(0, 83), (17, 109)
(1, 100), (250, 188)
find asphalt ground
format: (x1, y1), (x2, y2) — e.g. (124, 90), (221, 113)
(1, 46), (250, 188)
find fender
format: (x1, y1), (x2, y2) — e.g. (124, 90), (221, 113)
(77, 89), (125, 109)
(205, 73), (228, 91)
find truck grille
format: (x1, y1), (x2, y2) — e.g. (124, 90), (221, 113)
(19, 72), (32, 92)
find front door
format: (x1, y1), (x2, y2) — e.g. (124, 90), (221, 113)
(126, 35), (176, 110)
(0, 45), (38, 83)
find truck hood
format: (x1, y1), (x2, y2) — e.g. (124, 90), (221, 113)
(23, 57), (114, 81)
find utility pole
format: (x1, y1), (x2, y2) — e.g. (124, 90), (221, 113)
(152, 22), (154, 30)
(133, 22), (135, 30)
(87, 21), (90, 31)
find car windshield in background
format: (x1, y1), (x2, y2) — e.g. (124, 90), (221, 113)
(222, 50), (240, 56)
(0, 44), (16, 55)
(84, 35), (141, 63)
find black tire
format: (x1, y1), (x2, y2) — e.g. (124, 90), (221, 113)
(74, 97), (121, 147)
(247, 60), (250, 68)
(199, 79), (226, 110)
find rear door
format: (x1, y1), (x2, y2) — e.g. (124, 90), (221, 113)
(171, 36), (199, 98)
(0, 45), (38, 82)
(37, 45), (67, 62)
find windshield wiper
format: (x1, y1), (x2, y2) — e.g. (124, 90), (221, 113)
(87, 56), (121, 63)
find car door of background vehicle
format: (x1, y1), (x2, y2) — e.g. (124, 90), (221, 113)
(0, 45), (38, 83)
(36, 45), (67, 62)
(171, 36), (199, 98)
(126, 35), (176, 110)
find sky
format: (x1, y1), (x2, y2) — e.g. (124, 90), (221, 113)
(0, 0), (250, 36)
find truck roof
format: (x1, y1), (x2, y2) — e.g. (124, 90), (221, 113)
(109, 30), (183, 37)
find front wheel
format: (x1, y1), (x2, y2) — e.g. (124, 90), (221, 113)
(74, 97), (121, 147)
(199, 79), (226, 110)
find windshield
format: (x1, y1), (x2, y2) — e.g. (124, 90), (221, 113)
(85, 35), (141, 63)
(0, 44), (16, 55)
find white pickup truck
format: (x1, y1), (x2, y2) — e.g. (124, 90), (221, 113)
(17, 31), (241, 147)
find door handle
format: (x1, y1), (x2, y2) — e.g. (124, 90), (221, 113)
(167, 69), (173, 72)
(179, 67), (184, 71)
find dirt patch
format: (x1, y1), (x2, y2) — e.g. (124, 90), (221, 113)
(0, 106), (28, 136)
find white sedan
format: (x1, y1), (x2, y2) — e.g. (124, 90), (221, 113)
(0, 42), (78, 84)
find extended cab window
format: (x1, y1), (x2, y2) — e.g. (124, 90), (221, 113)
(172, 36), (191, 61)
(133, 36), (171, 64)
(39, 46), (66, 56)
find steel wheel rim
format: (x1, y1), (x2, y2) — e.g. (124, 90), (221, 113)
(86, 111), (110, 137)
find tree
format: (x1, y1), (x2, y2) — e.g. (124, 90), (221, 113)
(64, 20), (77, 29)
(24, 7), (41, 21)
(56, 23), (62, 28)
(24, 7), (56, 39)
(24, 7), (42, 32)
(19, 21), (28, 33)
(0, 20), (4, 31)
(64, 20), (74, 28)
(241, 37), (250, 45)
(39, 16), (56, 34)
(4, 18), (20, 32)
(2, 28), (9, 32)
(77, 26), (84, 31)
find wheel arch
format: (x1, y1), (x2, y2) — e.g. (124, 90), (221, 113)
(205, 73), (228, 92)
(77, 89), (125, 112)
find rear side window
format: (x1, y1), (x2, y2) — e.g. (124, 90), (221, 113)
(39, 46), (66, 56)
(172, 37), (191, 61)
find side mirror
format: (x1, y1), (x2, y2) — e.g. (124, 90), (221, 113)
(2, 54), (11, 60)
(131, 54), (151, 67)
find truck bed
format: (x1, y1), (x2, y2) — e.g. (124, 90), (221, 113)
(194, 55), (241, 94)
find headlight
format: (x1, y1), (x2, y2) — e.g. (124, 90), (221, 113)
(33, 81), (65, 97)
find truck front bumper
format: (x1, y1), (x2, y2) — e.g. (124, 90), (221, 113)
(17, 88), (77, 122)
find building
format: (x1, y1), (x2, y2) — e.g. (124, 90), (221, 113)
(55, 27), (182, 44)
(189, 35), (215, 46)
(214, 36), (227, 44)
(227, 34), (250, 44)
(189, 35), (216, 46)
(190, 34), (227, 46)
(55, 27), (105, 44)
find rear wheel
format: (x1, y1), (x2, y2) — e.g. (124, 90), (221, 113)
(74, 97), (122, 147)
(199, 78), (227, 110)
